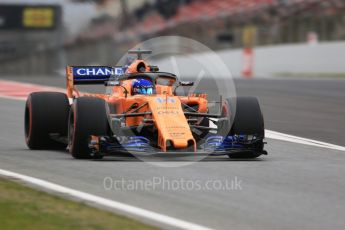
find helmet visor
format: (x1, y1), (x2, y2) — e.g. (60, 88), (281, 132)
(138, 87), (154, 95)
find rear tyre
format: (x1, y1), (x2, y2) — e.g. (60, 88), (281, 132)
(68, 97), (109, 159)
(221, 97), (265, 159)
(25, 92), (69, 150)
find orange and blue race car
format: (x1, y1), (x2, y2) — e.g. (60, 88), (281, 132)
(24, 50), (267, 159)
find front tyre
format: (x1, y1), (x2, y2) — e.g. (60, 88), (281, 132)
(25, 92), (69, 149)
(222, 97), (265, 159)
(68, 97), (109, 159)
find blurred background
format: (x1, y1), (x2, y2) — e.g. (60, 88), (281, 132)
(0, 0), (344, 76)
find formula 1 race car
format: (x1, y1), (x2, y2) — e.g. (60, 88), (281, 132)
(25, 50), (267, 159)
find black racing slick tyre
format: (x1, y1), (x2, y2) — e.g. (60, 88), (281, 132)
(25, 92), (69, 150)
(221, 97), (265, 159)
(68, 97), (109, 159)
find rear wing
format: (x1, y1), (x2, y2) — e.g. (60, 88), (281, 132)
(66, 66), (125, 84)
(66, 66), (125, 97)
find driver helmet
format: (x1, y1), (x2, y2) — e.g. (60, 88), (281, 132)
(132, 79), (154, 95)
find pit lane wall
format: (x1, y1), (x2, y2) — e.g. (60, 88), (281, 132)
(1, 40), (345, 77)
(233, 41), (345, 77)
(154, 41), (345, 78)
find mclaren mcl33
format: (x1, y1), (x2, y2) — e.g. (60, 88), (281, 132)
(25, 50), (267, 159)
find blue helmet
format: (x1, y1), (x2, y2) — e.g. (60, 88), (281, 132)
(132, 79), (154, 95)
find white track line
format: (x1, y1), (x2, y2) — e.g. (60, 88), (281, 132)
(0, 169), (212, 230)
(209, 120), (345, 151)
(266, 130), (345, 152)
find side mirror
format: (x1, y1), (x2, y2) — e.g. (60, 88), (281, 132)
(179, 81), (194, 86)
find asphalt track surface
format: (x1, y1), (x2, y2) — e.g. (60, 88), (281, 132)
(0, 76), (345, 230)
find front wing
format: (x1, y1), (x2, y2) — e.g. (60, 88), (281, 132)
(88, 135), (267, 157)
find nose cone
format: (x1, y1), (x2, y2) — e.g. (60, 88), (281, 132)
(148, 96), (196, 152)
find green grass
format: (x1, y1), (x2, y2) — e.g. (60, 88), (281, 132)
(0, 178), (159, 230)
